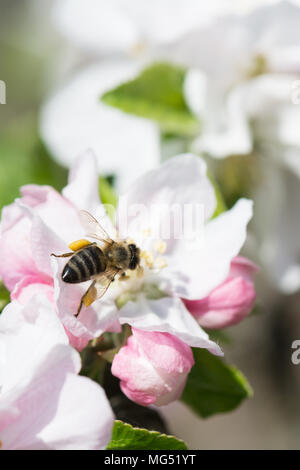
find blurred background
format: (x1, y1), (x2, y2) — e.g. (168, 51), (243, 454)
(2, 0), (300, 449)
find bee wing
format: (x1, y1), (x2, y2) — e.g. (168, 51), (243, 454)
(94, 268), (120, 300)
(79, 210), (113, 245)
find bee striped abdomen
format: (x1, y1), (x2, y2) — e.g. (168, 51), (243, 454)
(62, 245), (107, 283)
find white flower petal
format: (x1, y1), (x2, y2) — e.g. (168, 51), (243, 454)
(0, 296), (114, 450)
(62, 149), (101, 213)
(30, 215), (69, 278)
(37, 372), (114, 450)
(163, 198), (253, 299)
(190, 81), (253, 158)
(0, 296), (68, 394)
(54, 0), (139, 55)
(51, 257), (121, 345)
(53, 0), (224, 54)
(1, 344), (113, 450)
(117, 153), (216, 244)
(119, 296), (223, 356)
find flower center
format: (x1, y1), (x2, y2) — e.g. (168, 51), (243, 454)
(114, 237), (168, 308)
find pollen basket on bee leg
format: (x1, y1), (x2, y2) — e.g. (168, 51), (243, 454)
(68, 239), (92, 251)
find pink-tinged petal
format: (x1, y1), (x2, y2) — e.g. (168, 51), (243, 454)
(183, 255), (258, 329)
(52, 257), (121, 349)
(20, 184), (83, 244)
(0, 296), (68, 393)
(11, 276), (54, 305)
(117, 153), (216, 246)
(0, 185), (82, 292)
(30, 215), (69, 278)
(0, 214), (37, 291)
(163, 198), (253, 300)
(0, 201), (24, 233)
(63, 150), (116, 237)
(36, 371), (114, 450)
(1, 345), (114, 450)
(0, 298), (114, 450)
(230, 256), (259, 281)
(62, 149), (100, 213)
(118, 295), (223, 356)
(132, 328), (194, 374)
(112, 328), (194, 407)
(184, 278), (256, 329)
(0, 344), (80, 450)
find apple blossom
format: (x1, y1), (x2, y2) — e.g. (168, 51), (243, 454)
(53, 0), (227, 57)
(40, 61), (160, 192)
(160, 1), (300, 296)
(0, 150), (254, 355)
(183, 256), (258, 329)
(111, 328), (194, 406)
(0, 150), (121, 350)
(0, 295), (114, 450)
(173, 1), (300, 166)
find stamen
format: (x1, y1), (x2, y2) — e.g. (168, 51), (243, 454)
(142, 228), (152, 237)
(155, 257), (167, 269)
(154, 240), (166, 254)
(141, 250), (154, 268)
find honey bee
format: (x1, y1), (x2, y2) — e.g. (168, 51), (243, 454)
(51, 210), (140, 317)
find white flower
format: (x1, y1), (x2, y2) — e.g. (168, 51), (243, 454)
(0, 295), (114, 450)
(49, 151), (252, 355)
(179, 1), (300, 157)
(40, 61), (160, 192)
(53, 0), (228, 57)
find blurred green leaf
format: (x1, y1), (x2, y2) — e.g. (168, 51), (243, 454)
(99, 176), (118, 208)
(207, 171), (227, 218)
(181, 349), (252, 418)
(207, 329), (232, 345)
(0, 116), (67, 210)
(106, 420), (188, 450)
(0, 282), (10, 313)
(101, 62), (200, 136)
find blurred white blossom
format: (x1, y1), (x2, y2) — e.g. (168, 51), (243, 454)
(40, 61), (160, 192)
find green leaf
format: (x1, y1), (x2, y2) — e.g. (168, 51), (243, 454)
(181, 349), (252, 418)
(101, 62), (200, 136)
(0, 282), (10, 313)
(206, 329), (232, 345)
(99, 176), (118, 208)
(207, 171), (227, 219)
(106, 420), (188, 450)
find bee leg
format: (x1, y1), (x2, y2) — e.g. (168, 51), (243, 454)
(51, 252), (74, 258)
(75, 280), (97, 318)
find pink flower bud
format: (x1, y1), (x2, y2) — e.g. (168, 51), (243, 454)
(183, 256), (258, 329)
(111, 328), (194, 407)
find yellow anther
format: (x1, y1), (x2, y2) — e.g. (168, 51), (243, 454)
(130, 40), (146, 57)
(154, 240), (167, 254)
(141, 250), (154, 268)
(155, 257), (167, 270)
(68, 239), (91, 251)
(142, 228), (152, 237)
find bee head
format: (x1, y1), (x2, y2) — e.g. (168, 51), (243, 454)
(128, 244), (140, 270)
